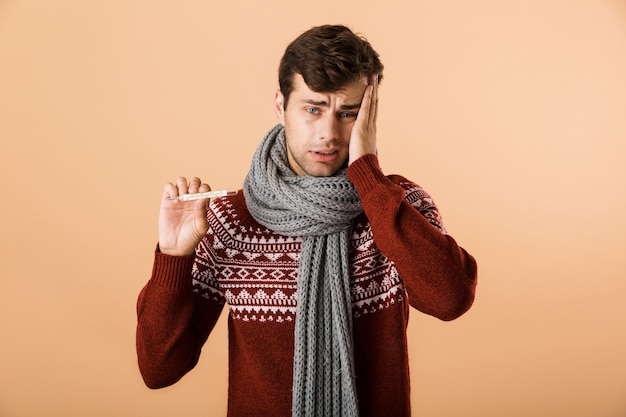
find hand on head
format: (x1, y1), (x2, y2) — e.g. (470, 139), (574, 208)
(349, 74), (379, 166)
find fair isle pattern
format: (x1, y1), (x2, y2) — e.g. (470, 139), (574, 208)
(401, 180), (447, 235)
(192, 180), (445, 322)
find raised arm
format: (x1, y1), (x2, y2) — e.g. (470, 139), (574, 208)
(347, 73), (476, 320)
(348, 155), (477, 321)
(136, 177), (224, 388)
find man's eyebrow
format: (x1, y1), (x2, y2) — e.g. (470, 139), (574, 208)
(303, 99), (329, 106)
(301, 99), (362, 110)
(339, 102), (362, 110)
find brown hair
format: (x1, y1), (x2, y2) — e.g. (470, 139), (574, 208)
(278, 25), (384, 108)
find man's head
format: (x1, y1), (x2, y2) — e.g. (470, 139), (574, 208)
(275, 25), (384, 177)
(278, 25), (383, 109)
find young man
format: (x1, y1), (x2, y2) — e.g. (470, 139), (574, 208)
(136, 25), (477, 417)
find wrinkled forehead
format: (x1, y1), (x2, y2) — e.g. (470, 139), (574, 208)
(294, 74), (368, 101)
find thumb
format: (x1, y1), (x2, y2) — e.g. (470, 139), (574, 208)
(194, 197), (209, 217)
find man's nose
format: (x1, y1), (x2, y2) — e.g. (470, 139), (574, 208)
(317, 113), (340, 141)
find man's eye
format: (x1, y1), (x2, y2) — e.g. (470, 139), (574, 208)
(306, 107), (319, 114)
(339, 112), (357, 119)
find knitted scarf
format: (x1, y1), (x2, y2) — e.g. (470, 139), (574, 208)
(243, 124), (363, 417)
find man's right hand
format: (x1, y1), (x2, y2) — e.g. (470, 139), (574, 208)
(158, 176), (211, 256)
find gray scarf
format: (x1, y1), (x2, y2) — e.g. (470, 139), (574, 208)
(243, 124), (362, 417)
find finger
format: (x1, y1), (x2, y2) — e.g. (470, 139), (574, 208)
(194, 183), (211, 212)
(364, 74), (378, 126)
(198, 182), (211, 193)
(188, 177), (202, 194)
(163, 182), (178, 200)
(176, 176), (189, 195)
(371, 74), (379, 126)
(194, 194), (210, 212)
(356, 83), (373, 126)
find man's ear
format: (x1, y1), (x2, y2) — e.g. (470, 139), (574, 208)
(274, 90), (285, 124)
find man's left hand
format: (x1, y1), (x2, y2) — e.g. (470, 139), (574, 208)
(349, 74), (379, 165)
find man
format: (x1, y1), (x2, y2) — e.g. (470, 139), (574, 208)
(136, 24), (477, 417)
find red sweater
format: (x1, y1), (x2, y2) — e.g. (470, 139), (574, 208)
(136, 154), (477, 417)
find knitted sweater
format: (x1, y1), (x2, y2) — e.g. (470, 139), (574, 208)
(136, 154), (477, 417)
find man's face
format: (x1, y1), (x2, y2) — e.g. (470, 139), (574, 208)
(274, 74), (368, 177)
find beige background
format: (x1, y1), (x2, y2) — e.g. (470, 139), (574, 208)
(1, 0), (625, 416)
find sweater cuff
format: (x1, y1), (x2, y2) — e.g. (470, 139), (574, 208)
(347, 154), (392, 196)
(151, 244), (196, 290)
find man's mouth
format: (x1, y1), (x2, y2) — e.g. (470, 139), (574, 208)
(311, 149), (340, 162)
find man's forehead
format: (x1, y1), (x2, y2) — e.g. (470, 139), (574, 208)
(292, 74), (367, 101)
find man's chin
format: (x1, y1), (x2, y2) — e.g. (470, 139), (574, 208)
(290, 155), (348, 177)
(305, 164), (345, 177)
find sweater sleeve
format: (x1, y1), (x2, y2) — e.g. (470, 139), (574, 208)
(136, 246), (225, 388)
(347, 154), (477, 321)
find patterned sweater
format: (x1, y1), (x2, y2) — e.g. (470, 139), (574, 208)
(136, 154), (477, 417)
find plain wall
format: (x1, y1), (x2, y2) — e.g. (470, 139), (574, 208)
(1, 1), (625, 416)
